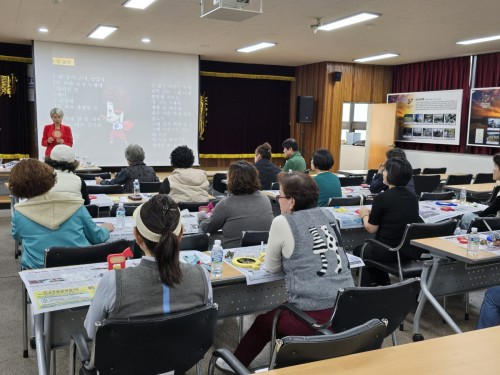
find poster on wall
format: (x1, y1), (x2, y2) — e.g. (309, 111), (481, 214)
(467, 87), (500, 148)
(387, 89), (463, 145)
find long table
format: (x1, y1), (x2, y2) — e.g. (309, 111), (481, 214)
(21, 256), (287, 375)
(445, 182), (498, 201)
(265, 325), (500, 375)
(411, 234), (500, 338)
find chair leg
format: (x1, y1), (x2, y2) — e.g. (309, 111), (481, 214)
(50, 350), (56, 375)
(465, 292), (470, 320)
(195, 361), (202, 375)
(443, 297), (447, 324)
(391, 331), (398, 346)
(69, 339), (76, 375)
(238, 316), (244, 341)
(22, 283), (28, 358)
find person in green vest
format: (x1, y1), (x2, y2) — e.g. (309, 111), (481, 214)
(282, 138), (306, 172)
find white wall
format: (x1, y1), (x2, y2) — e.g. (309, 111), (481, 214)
(405, 150), (494, 174)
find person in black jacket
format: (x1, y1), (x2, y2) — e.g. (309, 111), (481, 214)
(370, 147), (416, 195)
(254, 142), (281, 190)
(459, 154), (500, 230)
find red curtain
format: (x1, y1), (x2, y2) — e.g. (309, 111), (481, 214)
(475, 52), (500, 88)
(391, 56), (471, 154)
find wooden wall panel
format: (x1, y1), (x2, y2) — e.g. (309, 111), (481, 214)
(291, 62), (393, 171)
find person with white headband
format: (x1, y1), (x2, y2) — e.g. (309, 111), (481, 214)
(84, 194), (213, 339)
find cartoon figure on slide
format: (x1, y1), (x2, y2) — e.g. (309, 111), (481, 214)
(101, 86), (134, 144)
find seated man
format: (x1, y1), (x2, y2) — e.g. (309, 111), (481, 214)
(96, 144), (159, 193)
(370, 148), (416, 195)
(282, 138), (306, 172)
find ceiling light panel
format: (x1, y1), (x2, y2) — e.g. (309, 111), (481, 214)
(237, 42), (276, 53)
(123, 0), (156, 9)
(457, 35), (500, 45)
(354, 53), (399, 63)
(318, 12), (380, 31)
(88, 25), (118, 39)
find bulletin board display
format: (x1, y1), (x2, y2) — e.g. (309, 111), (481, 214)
(388, 89), (463, 145)
(467, 87), (500, 148)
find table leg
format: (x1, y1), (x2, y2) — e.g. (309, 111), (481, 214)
(34, 314), (48, 375)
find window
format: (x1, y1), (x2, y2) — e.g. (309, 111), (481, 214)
(341, 102), (369, 143)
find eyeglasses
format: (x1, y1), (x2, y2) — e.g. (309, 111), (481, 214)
(276, 194), (290, 200)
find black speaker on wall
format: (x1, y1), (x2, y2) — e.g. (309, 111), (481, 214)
(296, 96), (313, 123)
(332, 71), (342, 82)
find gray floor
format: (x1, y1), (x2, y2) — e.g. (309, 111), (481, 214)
(0, 208), (485, 374)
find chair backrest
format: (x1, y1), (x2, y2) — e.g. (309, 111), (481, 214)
(240, 231), (269, 247)
(180, 233), (210, 252)
(90, 305), (218, 375)
(212, 173), (227, 194)
(271, 319), (386, 370)
(413, 174), (441, 195)
(270, 182), (280, 191)
(419, 191), (454, 201)
(339, 176), (364, 187)
(85, 204), (99, 218)
(467, 216), (500, 233)
(412, 168), (421, 175)
(45, 239), (130, 268)
(110, 204), (138, 216)
(87, 184), (124, 194)
(364, 169), (377, 184)
(422, 167), (446, 174)
(178, 201), (211, 211)
(474, 173), (495, 184)
(330, 278), (420, 338)
(328, 196), (362, 207)
(139, 181), (162, 193)
(445, 174), (473, 186)
(76, 172), (112, 180)
(397, 219), (457, 260)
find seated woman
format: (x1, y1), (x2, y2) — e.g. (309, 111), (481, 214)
(459, 154), (500, 230)
(370, 148), (416, 195)
(84, 195), (212, 339)
(355, 157), (420, 286)
(9, 159), (113, 270)
(198, 160), (273, 248)
(165, 145), (209, 202)
(311, 148), (341, 206)
(96, 143), (159, 193)
(216, 171), (354, 370)
(45, 144), (90, 205)
(254, 142), (281, 190)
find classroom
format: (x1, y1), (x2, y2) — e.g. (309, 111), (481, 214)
(1, 1), (500, 374)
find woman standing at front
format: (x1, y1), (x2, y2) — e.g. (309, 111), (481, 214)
(41, 108), (73, 158)
(216, 172), (353, 371)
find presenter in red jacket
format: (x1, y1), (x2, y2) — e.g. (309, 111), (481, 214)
(41, 108), (73, 158)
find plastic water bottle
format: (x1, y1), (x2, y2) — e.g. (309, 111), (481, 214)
(211, 240), (223, 278)
(468, 227), (480, 256)
(459, 187), (467, 204)
(133, 179), (140, 196)
(116, 203), (126, 229)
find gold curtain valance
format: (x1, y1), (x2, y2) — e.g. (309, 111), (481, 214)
(200, 71), (294, 81)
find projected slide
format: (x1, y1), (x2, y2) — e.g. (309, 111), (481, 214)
(34, 41), (199, 166)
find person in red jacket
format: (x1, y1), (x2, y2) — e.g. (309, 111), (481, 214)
(41, 108), (73, 158)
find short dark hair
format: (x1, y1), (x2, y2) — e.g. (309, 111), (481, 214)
(9, 159), (57, 198)
(312, 148), (334, 170)
(282, 138), (299, 151)
(386, 148), (406, 160)
(136, 195), (182, 287)
(227, 160), (261, 195)
(170, 145), (195, 168)
(278, 171), (318, 211)
(385, 157), (412, 187)
(493, 154), (500, 169)
(255, 142), (272, 160)
(45, 158), (79, 172)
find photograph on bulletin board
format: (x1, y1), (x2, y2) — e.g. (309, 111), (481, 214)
(467, 87), (500, 148)
(387, 89), (462, 145)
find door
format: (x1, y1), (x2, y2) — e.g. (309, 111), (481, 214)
(365, 103), (397, 169)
